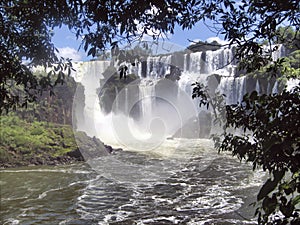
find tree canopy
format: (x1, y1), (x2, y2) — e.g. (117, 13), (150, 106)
(1, 0), (299, 112)
(1, 1), (300, 224)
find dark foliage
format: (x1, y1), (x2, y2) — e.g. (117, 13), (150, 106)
(1, 0), (299, 112)
(193, 80), (300, 224)
(221, 86), (300, 225)
(1, 1), (300, 223)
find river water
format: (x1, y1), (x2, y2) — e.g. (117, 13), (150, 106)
(1, 139), (265, 225)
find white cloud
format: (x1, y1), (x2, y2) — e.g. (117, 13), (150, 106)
(57, 47), (82, 61)
(206, 37), (229, 45)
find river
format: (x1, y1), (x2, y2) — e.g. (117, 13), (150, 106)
(1, 139), (265, 224)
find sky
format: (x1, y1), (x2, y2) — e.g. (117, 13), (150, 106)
(52, 21), (224, 62)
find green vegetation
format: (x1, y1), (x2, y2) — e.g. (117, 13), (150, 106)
(0, 115), (80, 167)
(193, 79), (300, 225)
(1, 0), (299, 113)
(0, 71), (84, 167)
(192, 26), (300, 223)
(275, 27), (300, 53)
(219, 87), (300, 225)
(1, 0), (299, 224)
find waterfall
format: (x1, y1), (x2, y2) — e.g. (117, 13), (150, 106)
(217, 77), (246, 104)
(72, 43), (292, 144)
(139, 79), (155, 120)
(124, 87), (128, 114)
(137, 55), (171, 78)
(218, 77), (233, 104)
(114, 86), (119, 112)
(238, 77), (246, 103)
(255, 80), (261, 95)
(272, 81), (278, 94)
(272, 44), (286, 61)
(72, 61), (110, 137)
(189, 52), (202, 73)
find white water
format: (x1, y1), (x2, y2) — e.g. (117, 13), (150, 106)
(272, 81), (279, 94)
(72, 61), (110, 137)
(139, 79), (155, 121)
(0, 139), (266, 224)
(217, 77), (247, 104)
(7, 43), (296, 225)
(71, 43), (293, 149)
(286, 79), (299, 91)
(255, 80), (260, 95)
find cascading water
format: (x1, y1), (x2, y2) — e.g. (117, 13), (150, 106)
(124, 86), (128, 113)
(138, 55), (172, 78)
(114, 86), (119, 112)
(217, 77), (247, 104)
(72, 43), (290, 144)
(272, 81), (279, 94)
(139, 79), (155, 121)
(255, 80), (261, 95)
(72, 60), (110, 137)
(4, 42), (295, 225)
(238, 77), (247, 103)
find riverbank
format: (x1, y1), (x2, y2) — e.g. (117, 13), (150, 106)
(0, 149), (84, 168)
(0, 139), (259, 225)
(0, 115), (121, 168)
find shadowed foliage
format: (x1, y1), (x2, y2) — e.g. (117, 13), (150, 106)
(1, 0), (299, 113)
(1, 1), (300, 224)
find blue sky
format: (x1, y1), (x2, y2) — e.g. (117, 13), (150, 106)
(52, 21), (223, 61)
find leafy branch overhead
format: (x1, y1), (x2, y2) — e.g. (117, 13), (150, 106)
(224, 86), (300, 224)
(193, 79), (300, 224)
(192, 30), (300, 225)
(1, 0), (299, 112)
(0, 1), (300, 224)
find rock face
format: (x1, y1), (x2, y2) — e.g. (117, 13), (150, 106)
(74, 131), (122, 161)
(16, 76), (78, 125)
(0, 74), (124, 168)
(187, 40), (222, 52)
(173, 111), (212, 139)
(66, 148), (84, 160)
(99, 71), (139, 115)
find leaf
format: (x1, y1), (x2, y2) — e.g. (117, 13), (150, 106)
(257, 179), (277, 201)
(280, 201), (294, 217)
(292, 195), (300, 206)
(84, 40), (89, 52)
(120, 23), (125, 35)
(262, 195), (277, 214)
(87, 47), (96, 57)
(273, 170), (285, 182)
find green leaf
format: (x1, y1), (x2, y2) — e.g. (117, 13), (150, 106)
(292, 195), (300, 206)
(257, 179), (277, 201)
(262, 195), (277, 215)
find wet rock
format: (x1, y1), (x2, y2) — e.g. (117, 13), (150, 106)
(75, 131), (122, 160)
(66, 148), (84, 161)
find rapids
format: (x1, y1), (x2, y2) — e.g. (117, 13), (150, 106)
(1, 139), (265, 225)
